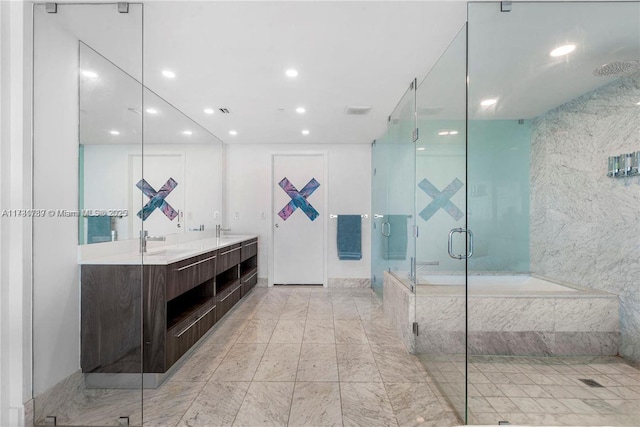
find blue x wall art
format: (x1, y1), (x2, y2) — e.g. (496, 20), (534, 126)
(277, 177), (320, 221)
(136, 177), (179, 221)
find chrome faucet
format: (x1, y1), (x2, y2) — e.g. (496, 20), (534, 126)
(139, 230), (166, 253)
(215, 224), (231, 238)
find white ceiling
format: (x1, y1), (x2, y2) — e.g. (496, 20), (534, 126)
(141, 1), (468, 145)
(42, 1), (640, 145)
(467, 1), (640, 120)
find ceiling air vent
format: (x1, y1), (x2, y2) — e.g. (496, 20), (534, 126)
(219, 108), (231, 114)
(345, 105), (372, 115)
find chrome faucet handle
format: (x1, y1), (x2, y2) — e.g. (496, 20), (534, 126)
(139, 230), (165, 252)
(216, 224), (231, 238)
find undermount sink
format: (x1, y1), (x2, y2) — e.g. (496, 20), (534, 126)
(144, 248), (192, 257)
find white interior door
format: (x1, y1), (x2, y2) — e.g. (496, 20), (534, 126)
(272, 153), (325, 285)
(130, 153), (185, 238)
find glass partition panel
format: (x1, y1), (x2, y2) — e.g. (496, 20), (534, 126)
(371, 131), (391, 300)
(33, 3), (143, 426)
(467, 2), (640, 426)
(414, 25), (467, 424)
(385, 86), (417, 290)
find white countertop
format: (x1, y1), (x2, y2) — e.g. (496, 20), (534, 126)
(79, 235), (258, 265)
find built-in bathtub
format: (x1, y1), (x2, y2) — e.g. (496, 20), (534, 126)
(418, 274), (578, 294)
(383, 271), (619, 356)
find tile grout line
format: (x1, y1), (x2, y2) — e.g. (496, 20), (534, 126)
(331, 293), (347, 427)
(358, 291), (402, 427)
(228, 291), (264, 427)
(285, 290), (311, 426)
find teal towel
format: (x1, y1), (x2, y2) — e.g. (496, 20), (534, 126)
(383, 215), (408, 260)
(337, 215), (362, 260)
(87, 216), (112, 244)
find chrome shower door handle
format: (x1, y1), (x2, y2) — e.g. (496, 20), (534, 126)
(467, 228), (474, 258)
(448, 228), (462, 259)
(381, 222), (391, 237)
(448, 228), (473, 259)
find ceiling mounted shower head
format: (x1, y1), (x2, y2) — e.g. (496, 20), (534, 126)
(592, 60), (640, 77)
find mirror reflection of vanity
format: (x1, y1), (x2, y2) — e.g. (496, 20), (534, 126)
(77, 43), (260, 388)
(78, 42), (223, 245)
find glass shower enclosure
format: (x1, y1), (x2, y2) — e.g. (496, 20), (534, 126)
(372, 2), (640, 425)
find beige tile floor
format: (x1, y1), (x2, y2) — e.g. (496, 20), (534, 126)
(38, 286), (460, 426)
(422, 353), (640, 426)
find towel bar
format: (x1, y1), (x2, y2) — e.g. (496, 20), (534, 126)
(329, 214), (369, 219)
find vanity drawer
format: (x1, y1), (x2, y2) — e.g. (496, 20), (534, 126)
(166, 301), (216, 367)
(215, 280), (242, 320)
(241, 269), (258, 297)
(216, 244), (241, 274)
(241, 239), (258, 262)
(167, 252), (217, 300)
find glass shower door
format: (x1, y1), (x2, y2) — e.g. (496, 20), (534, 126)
(385, 85), (417, 289)
(413, 25), (468, 424)
(33, 3), (144, 425)
(465, 2), (640, 425)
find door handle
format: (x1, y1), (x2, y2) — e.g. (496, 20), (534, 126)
(448, 228), (473, 259)
(275, 224), (279, 228)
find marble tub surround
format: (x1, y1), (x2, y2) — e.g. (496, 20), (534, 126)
(383, 272), (416, 353)
(383, 271), (620, 357)
(530, 71), (640, 364)
(32, 286), (460, 426)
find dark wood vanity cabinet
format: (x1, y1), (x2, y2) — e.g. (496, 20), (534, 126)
(240, 238), (258, 297)
(81, 237), (258, 375)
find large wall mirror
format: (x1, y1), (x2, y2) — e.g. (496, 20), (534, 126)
(79, 42), (223, 245)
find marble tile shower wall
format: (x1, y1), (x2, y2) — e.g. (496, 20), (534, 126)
(530, 72), (640, 365)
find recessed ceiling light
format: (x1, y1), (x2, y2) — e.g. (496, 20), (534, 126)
(182, 130), (192, 136)
(162, 69), (176, 79)
(416, 147), (426, 151)
(296, 107), (306, 114)
(438, 131), (450, 136)
(82, 70), (98, 78)
(636, 101), (640, 105)
(204, 108), (215, 114)
(146, 108), (158, 114)
(301, 130), (310, 135)
(229, 130), (237, 136)
(550, 44), (576, 57)
(109, 130), (120, 135)
(285, 69), (298, 78)
(449, 130), (459, 135)
(480, 98), (497, 107)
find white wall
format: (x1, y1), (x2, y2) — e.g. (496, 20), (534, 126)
(225, 143), (371, 283)
(31, 6), (82, 396)
(0, 1), (32, 425)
